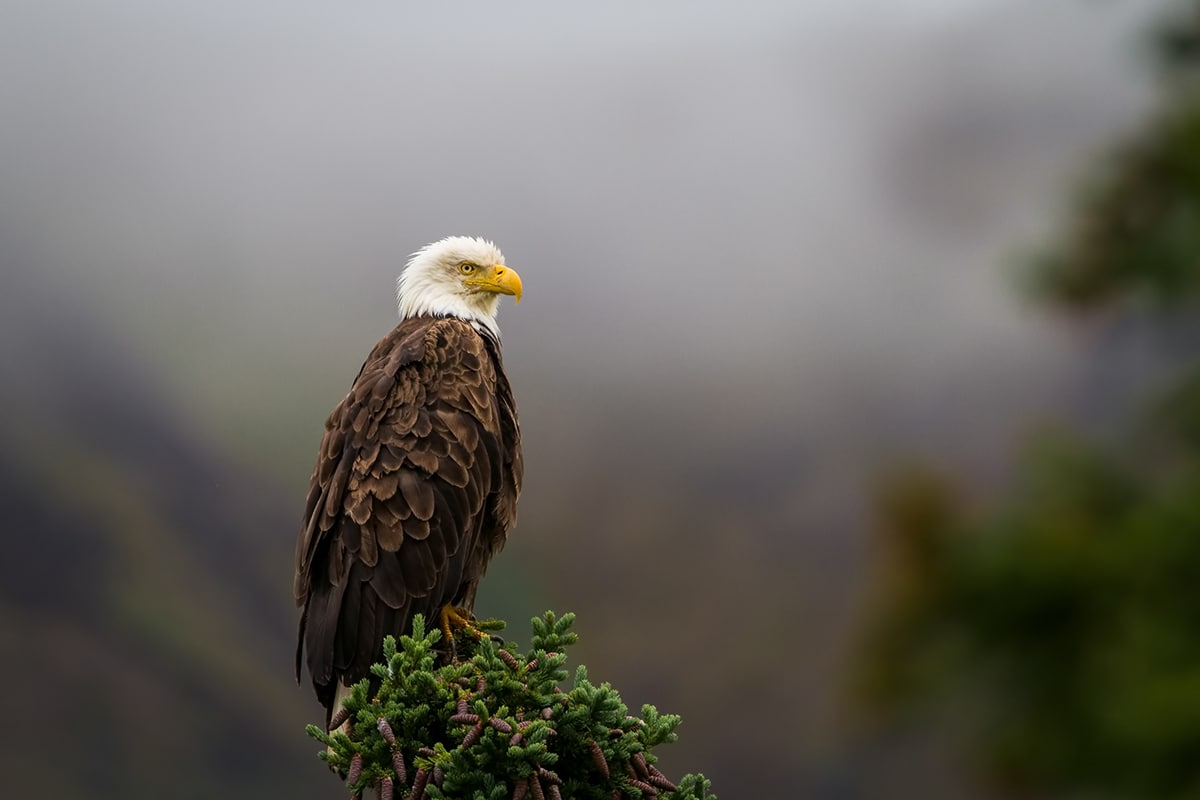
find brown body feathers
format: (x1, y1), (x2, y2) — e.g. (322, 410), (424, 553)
(294, 316), (522, 719)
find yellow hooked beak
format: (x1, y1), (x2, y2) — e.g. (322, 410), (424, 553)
(467, 264), (523, 304)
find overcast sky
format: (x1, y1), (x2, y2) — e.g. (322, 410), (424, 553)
(0, 0), (1168, 453)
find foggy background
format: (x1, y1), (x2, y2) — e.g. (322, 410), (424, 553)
(0, 1), (1172, 797)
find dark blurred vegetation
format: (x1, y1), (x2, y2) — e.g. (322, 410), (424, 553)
(1032, 2), (1200, 309)
(857, 3), (1200, 797)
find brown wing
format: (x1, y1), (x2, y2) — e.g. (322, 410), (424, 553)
(294, 316), (520, 716)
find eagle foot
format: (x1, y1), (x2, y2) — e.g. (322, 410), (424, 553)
(439, 606), (490, 661)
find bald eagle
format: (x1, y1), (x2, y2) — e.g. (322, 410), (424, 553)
(294, 236), (523, 723)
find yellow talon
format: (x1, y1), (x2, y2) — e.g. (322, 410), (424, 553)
(439, 605), (487, 648)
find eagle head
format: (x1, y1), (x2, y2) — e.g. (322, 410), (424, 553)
(396, 236), (523, 334)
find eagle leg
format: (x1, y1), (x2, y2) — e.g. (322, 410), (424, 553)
(439, 605), (488, 660)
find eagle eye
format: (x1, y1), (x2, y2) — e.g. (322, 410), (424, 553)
(458, 262), (477, 275)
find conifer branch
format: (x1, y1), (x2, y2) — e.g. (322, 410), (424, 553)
(306, 611), (715, 800)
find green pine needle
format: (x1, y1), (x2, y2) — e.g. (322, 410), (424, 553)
(307, 610), (714, 800)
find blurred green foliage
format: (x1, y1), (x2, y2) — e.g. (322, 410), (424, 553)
(857, 2), (1200, 797)
(1034, 3), (1200, 310)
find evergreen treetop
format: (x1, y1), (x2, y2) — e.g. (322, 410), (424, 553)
(307, 611), (715, 800)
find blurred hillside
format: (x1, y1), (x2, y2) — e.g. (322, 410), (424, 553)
(0, 1), (1176, 798)
(0, 252), (309, 797)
